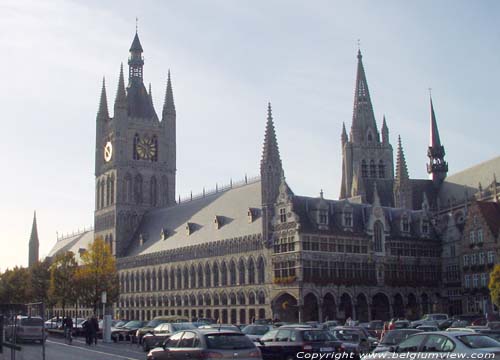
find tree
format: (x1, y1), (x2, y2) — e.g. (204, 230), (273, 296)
(76, 237), (118, 312)
(0, 267), (31, 304)
(30, 259), (52, 305)
(489, 264), (500, 309)
(49, 252), (78, 315)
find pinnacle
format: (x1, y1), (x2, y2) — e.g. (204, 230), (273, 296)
(162, 70), (176, 117)
(395, 135), (409, 181)
(261, 102), (282, 167)
(114, 63), (127, 110)
(98, 77), (109, 118)
(429, 96), (441, 148)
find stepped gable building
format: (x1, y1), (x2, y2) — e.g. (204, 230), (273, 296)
(46, 31), (500, 321)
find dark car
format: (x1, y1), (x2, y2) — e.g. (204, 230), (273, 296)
(258, 327), (349, 360)
(334, 326), (379, 350)
(373, 329), (423, 353)
(142, 322), (197, 352)
(331, 328), (371, 354)
(147, 329), (261, 360)
(112, 320), (146, 342)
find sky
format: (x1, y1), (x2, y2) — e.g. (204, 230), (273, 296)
(0, 0), (499, 271)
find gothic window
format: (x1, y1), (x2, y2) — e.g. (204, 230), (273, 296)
(205, 263), (211, 287)
(361, 160), (368, 178)
(106, 177), (111, 206)
(279, 208), (287, 223)
(319, 210), (328, 225)
(96, 181), (101, 210)
(124, 173), (132, 203)
(183, 266), (189, 289)
(257, 257), (265, 284)
(150, 176), (158, 206)
(422, 219), (429, 235)
(100, 180), (105, 209)
(176, 268), (181, 290)
(248, 258), (255, 284)
(229, 260), (236, 285)
(238, 291), (246, 305)
(152, 135), (158, 162)
(248, 292), (256, 305)
(197, 264), (203, 288)
(213, 293), (220, 306)
(378, 160), (385, 178)
(110, 176), (115, 204)
(344, 210), (353, 227)
(213, 262), (219, 287)
(133, 134), (139, 160)
(204, 293), (211, 306)
(134, 174), (143, 204)
(470, 231), (475, 245)
(161, 176), (168, 206)
(401, 215), (410, 233)
(370, 160), (376, 178)
(221, 293), (228, 306)
(477, 229), (484, 244)
(158, 268), (163, 290)
(367, 131), (373, 142)
(190, 265), (196, 288)
(230, 293), (237, 305)
(238, 258), (245, 285)
(374, 221), (384, 253)
(258, 291), (265, 305)
(221, 262), (228, 286)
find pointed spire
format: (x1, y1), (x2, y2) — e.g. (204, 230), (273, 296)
(97, 77), (109, 119)
(427, 95), (448, 184)
(29, 211), (39, 267)
(261, 102), (282, 168)
(395, 135), (409, 182)
(341, 122), (348, 144)
(162, 70), (176, 117)
(129, 32), (143, 52)
(351, 49), (378, 144)
(381, 115), (389, 144)
(429, 97), (441, 148)
(114, 63), (127, 111)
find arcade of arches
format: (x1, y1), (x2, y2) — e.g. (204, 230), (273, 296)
(272, 291), (434, 322)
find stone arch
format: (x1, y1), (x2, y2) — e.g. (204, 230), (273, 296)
(421, 293), (430, 314)
(339, 292), (353, 321)
(322, 293), (336, 321)
(407, 293), (418, 320)
(257, 256), (265, 284)
(248, 291), (256, 305)
(220, 261), (228, 286)
(229, 260), (237, 286)
(238, 258), (246, 285)
(205, 263), (212, 287)
(304, 293), (319, 322)
(272, 292), (298, 322)
(372, 292), (390, 321)
(213, 262), (220, 287)
(393, 293), (405, 318)
(355, 293), (369, 322)
(248, 257), (256, 284)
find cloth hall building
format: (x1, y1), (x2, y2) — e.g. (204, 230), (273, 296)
(45, 31), (500, 323)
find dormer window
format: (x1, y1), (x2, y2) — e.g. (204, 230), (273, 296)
(139, 233), (145, 246)
(344, 210), (353, 227)
(247, 208), (257, 223)
(469, 231), (475, 245)
(319, 210), (328, 225)
(279, 208), (287, 223)
(160, 228), (168, 240)
(421, 219), (429, 235)
(401, 215), (409, 233)
(186, 222), (194, 235)
(214, 216), (223, 229)
(477, 228), (483, 244)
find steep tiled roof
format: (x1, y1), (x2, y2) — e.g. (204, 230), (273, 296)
(477, 201), (500, 238)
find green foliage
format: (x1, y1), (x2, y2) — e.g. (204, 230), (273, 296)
(0, 266), (31, 304)
(49, 252), (79, 313)
(489, 264), (500, 309)
(76, 237), (118, 311)
(30, 258), (51, 304)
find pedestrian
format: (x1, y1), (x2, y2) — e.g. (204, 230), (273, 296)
(90, 315), (99, 345)
(63, 316), (73, 344)
(83, 317), (92, 345)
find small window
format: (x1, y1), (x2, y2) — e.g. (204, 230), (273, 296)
(279, 208), (287, 223)
(344, 211), (353, 227)
(319, 211), (328, 225)
(422, 219), (429, 235)
(401, 215), (409, 233)
(477, 229), (483, 244)
(178, 331), (196, 348)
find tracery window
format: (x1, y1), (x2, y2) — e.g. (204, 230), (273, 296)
(374, 221), (384, 253)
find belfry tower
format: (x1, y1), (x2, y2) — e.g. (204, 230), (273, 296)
(94, 31), (176, 257)
(340, 50), (394, 203)
(427, 96), (448, 186)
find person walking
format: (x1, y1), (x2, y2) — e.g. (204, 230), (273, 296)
(90, 315), (99, 345)
(83, 317), (92, 345)
(63, 316), (73, 344)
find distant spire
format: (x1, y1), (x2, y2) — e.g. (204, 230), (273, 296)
(129, 32), (143, 53)
(341, 122), (348, 144)
(97, 77), (109, 119)
(395, 135), (409, 181)
(429, 97), (442, 148)
(261, 102), (282, 168)
(29, 211), (39, 267)
(114, 63), (127, 111)
(426, 95), (448, 184)
(381, 115), (389, 144)
(162, 70), (176, 117)
(351, 49), (379, 144)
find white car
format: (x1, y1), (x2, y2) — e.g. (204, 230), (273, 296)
(44, 317), (62, 329)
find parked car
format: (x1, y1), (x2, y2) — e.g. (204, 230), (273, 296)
(136, 316), (189, 344)
(242, 324), (275, 342)
(258, 327), (350, 360)
(147, 329), (262, 360)
(410, 314), (448, 328)
(416, 325), (439, 332)
(6, 316), (47, 343)
(331, 328), (371, 354)
(142, 322), (197, 352)
(335, 326), (379, 350)
(476, 329), (500, 342)
(198, 324), (242, 332)
(44, 317), (62, 329)
(373, 329), (423, 353)
(112, 320), (146, 342)
(362, 331), (500, 360)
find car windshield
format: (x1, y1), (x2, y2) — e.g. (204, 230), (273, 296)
(303, 330), (335, 341)
(171, 323), (196, 331)
(205, 333), (255, 350)
(242, 325), (270, 335)
(381, 330), (421, 345)
(115, 321), (127, 327)
(458, 335), (500, 349)
(125, 321), (143, 328)
(146, 319), (165, 327)
(20, 318), (43, 326)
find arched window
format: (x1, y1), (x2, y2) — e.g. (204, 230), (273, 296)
(370, 160), (376, 178)
(229, 261), (236, 286)
(133, 134), (139, 160)
(150, 176), (158, 206)
(213, 263), (219, 287)
(106, 177), (110, 206)
(361, 160), (368, 178)
(197, 264), (203, 288)
(257, 257), (265, 284)
(378, 160), (385, 179)
(134, 174), (143, 204)
(248, 258), (255, 284)
(258, 291), (265, 305)
(183, 266), (189, 289)
(374, 221), (384, 253)
(248, 292), (256, 305)
(238, 258), (245, 285)
(221, 262), (228, 286)
(124, 173), (132, 203)
(190, 265), (196, 289)
(100, 180), (105, 209)
(367, 131), (373, 142)
(205, 263), (211, 287)
(161, 175), (168, 206)
(158, 268), (163, 290)
(176, 268), (181, 290)
(401, 215), (410, 233)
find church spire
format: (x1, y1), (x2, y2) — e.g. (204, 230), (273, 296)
(114, 63), (127, 111)
(29, 211), (39, 267)
(395, 135), (409, 182)
(97, 77), (109, 119)
(128, 31), (144, 83)
(341, 122), (348, 144)
(350, 49), (379, 144)
(426, 96), (448, 185)
(261, 102), (282, 170)
(381, 115), (389, 144)
(162, 70), (176, 118)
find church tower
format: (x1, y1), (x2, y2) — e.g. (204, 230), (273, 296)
(260, 103), (283, 244)
(28, 211), (39, 267)
(94, 31), (176, 257)
(427, 96), (448, 186)
(340, 50), (394, 204)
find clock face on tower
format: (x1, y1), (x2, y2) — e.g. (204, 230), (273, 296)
(104, 141), (113, 162)
(136, 136), (157, 160)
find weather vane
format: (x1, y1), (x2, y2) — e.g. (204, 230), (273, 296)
(357, 39), (361, 50)
(428, 87), (432, 98)
(136, 17), (139, 33)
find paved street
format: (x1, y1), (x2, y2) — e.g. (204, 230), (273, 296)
(1, 336), (146, 360)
